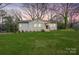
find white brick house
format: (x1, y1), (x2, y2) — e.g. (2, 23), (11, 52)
(18, 20), (57, 32)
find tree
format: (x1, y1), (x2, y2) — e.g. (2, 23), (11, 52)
(0, 10), (7, 32)
(0, 3), (10, 24)
(22, 3), (48, 20)
(0, 3), (9, 9)
(0, 3), (9, 32)
(48, 3), (79, 29)
(4, 16), (18, 32)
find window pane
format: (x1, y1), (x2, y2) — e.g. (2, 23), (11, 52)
(39, 24), (41, 27)
(19, 24), (22, 27)
(34, 24), (37, 27)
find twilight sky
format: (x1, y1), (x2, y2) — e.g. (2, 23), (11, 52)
(3, 3), (23, 9)
(1, 3), (79, 22)
(3, 3), (29, 20)
(3, 3), (49, 20)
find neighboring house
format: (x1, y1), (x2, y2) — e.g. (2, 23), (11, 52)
(46, 23), (57, 30)
(18, 20), (57, 32)
(72, 22), (79, 30)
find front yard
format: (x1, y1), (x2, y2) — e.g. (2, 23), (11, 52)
(0, 30), (79, 55)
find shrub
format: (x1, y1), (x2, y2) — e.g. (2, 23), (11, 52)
(72, 23), (79, 31)
(57, 22), (65, 29)
(41, 29), (45, 32)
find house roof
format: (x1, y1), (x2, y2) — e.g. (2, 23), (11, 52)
(18, 20), (30, 23)
(18, 20), (44, 23)
(18, 20), (57, 24)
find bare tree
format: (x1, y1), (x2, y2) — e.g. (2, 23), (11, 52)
(0, 3), (9, 9)
(48, 3), (79, 29)
(22, 3), (48, 20)
(12, 9), (22, 21)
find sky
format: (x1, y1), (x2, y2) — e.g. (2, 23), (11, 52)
(3, 3), (29, 20)
(3, 3), (23, 9)
(1, 3), (79, 22)
(3, 3), (49, 20)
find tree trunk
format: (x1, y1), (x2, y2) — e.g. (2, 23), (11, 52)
(64, 16), (68, 29)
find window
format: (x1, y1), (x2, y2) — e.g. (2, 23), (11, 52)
(38, 24), (41, 27)
(34, 24), (37, 27)
(34, 23), (42, 27)
(19, 24), (22, 28)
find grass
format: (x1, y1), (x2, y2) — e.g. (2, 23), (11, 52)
(0, 30), (79, 55)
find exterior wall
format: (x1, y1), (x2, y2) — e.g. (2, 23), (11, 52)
(29, 20), (46, 31)
(18, 23), (29, 32)
(47, 23), (57, 30)
(18, 20), (46, 32)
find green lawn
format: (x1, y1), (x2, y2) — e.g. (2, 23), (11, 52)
(0, 30), (79, 55)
